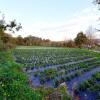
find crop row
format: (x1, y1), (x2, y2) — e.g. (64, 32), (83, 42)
(74, 72), (100, 99)
(29, 58), (100, 87)
(14, 49), (96, 68)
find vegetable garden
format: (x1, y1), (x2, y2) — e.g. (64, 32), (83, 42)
(13, 46), (100, 100)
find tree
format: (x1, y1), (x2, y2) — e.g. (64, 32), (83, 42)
(0, 12), (22, 32)
(94, 0), (100, 5)
(74, 32), (88, 48)
(93, 0), (100, 31)
(0, 12), (22, 50)
(17, 35), (24, 45)
(85, 26), (97, 48)
(66, 40), (76, 48)
(86, 26), (95, 40)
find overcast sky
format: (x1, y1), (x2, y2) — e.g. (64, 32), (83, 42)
(0, 0), (100, 41)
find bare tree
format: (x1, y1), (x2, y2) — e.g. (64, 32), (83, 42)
(93, 0), (100, 31)
(94, 0), (100, 4)
(86, 26), (96, 40)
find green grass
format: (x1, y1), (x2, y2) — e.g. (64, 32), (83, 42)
(0, 51), (44, 100)
(16, 46), (63, 49)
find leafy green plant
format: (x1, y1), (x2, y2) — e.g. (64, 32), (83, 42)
(40, 77), (45, 84)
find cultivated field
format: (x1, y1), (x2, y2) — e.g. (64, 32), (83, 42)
(13, 46), (100, 100)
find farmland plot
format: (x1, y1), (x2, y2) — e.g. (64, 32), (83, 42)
(13, 46), (100, 100)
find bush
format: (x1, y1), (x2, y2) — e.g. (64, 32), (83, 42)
(40, 77), (45, 84)
(0, 39), (5, 51)
(66, 76), (71, 81)
(92, 72), (100, 81)
(79, 80), (91, 91)
(75, 71), (81, 77)
(54, 79), (60, 87)
(34, 71), (39, 77)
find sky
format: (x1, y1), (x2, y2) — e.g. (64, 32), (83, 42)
(0, 0), (100, 41)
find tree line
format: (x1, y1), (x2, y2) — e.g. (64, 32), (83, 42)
(0, 28), (99, 50)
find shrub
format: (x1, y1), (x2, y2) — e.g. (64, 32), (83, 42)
(75, 71), (81, 77)
(92, 72), (100, 81)
(40, 77), (45, 84)
(34, 71), (39, 77)
(66, 76), (71, 81)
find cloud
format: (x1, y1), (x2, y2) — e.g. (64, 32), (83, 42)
(13, 7), (100, 41)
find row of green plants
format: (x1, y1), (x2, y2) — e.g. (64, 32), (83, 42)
(32, 57), (100, 87)
(74, 72), (100, 99)
(14, 48), (96, 68)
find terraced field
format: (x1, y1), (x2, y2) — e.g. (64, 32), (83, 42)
(13, 46), (100, 100)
